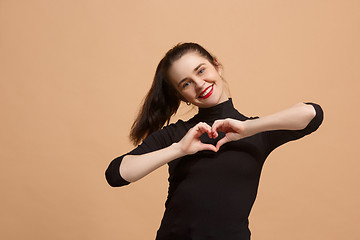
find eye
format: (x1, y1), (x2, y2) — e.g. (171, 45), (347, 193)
(198, 68), (205, 74)
(182, 82), (191, 89)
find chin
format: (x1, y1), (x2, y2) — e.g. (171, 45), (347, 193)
(199, 96), (222, 108)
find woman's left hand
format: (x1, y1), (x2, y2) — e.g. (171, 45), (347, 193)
(211, 118), (248, 151)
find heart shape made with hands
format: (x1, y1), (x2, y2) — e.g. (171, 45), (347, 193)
(188, 119), (246, 153)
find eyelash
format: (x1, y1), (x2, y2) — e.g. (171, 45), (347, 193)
(181, 68), (206, 89)
(182, 82), (191, 89)
(198, 68), (205, 74)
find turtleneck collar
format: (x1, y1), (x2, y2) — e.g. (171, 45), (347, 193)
(192, 98), (248, 122)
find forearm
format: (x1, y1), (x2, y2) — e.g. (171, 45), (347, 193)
(120, 142), (185, 183)
(243, 102), (316, 136)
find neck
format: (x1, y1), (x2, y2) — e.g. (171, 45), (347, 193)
(193, 98), (238, 122)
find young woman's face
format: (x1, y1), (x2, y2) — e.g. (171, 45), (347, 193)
(168, 52), (229, 108)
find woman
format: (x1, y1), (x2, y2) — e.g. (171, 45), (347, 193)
(105, 42), (323, 239)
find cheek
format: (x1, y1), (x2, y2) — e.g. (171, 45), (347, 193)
(181, 88), (199, 101)
(181, 89), (194, 97)
(176, 88), (193, 101)
(208, 70), (221, 81)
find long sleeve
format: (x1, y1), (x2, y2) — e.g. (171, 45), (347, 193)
(105, 154), (131, 187)
(105, 99), (323, 239)
(262, 102), (324, 156)
(105, 122), (183, 187)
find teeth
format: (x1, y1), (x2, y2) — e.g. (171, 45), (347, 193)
(200, 85), (213, 98)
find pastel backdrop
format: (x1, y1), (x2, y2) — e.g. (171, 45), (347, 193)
(1, 0), (359, 239)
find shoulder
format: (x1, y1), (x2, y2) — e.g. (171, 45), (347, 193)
(141, 118), (196, 146)
(160, 119), (193, 142)
(233, 108), (259, 122)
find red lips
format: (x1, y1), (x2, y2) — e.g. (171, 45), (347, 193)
(198, 84), (214, 99)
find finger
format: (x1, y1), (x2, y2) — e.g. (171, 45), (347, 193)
(194, 122), (212, 138)
(198, 143), (217, 152)
(211, 120), (225, 138)
(212, 121), (232, 139)
(212, 119), (231, 132)
(215, 136), (229, 151)
(211, 119), (223, 131)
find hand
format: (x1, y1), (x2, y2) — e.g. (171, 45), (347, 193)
(211, 118), (247, 150)
(178, 122), (218, 155)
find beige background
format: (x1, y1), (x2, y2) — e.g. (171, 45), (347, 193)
(1, 0), (359, 239)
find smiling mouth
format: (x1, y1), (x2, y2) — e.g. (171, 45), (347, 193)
(198, 84), (214, 99)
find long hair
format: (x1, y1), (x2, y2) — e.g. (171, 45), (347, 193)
(129, 42), (217, 145)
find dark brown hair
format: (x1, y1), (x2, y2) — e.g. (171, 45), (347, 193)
(129, 42), (218, 145)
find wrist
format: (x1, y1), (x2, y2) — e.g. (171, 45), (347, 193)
(242, 120), (252, 137)
(242, 119), (266, 137)
(170, 142), (187, 158)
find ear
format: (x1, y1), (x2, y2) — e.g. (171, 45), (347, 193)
(213, 58), (223, 76)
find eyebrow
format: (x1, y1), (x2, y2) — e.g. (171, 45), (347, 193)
(177, 63), (205, 87)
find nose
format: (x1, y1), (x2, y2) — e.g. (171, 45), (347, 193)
(193, 77), (205, 89)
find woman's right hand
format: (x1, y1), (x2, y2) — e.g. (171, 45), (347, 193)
(116, 122), (216, 183)
(177, 122), (218, 155)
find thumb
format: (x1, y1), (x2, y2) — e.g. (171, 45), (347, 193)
(215, 136), (229, 151)
(199, 143), (218, 152)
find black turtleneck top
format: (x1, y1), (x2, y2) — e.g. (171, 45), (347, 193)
(105, 99), (324, 240)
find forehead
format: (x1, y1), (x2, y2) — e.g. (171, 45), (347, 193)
(168, 52), (210, 82)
